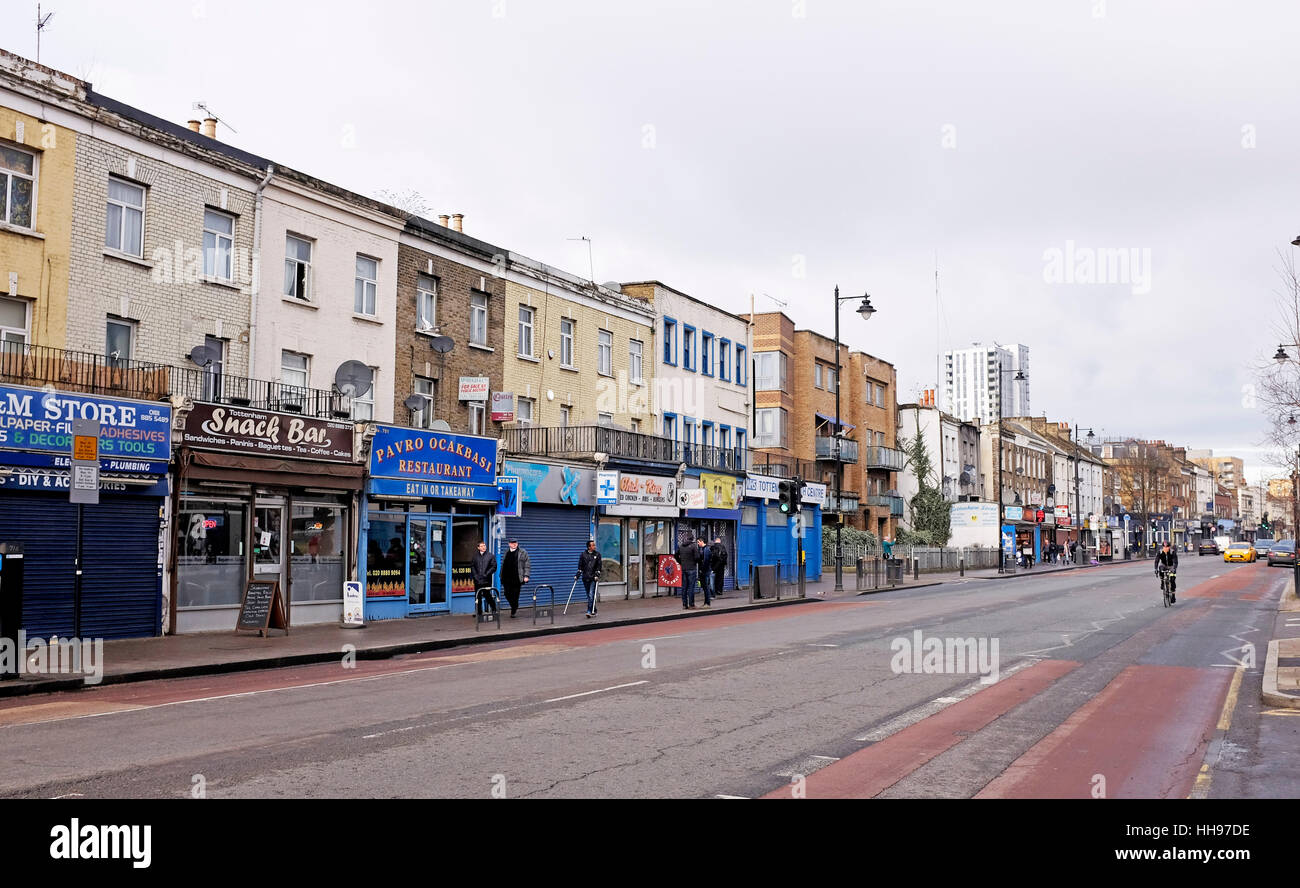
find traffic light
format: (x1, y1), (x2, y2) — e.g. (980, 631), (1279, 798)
(778, 479), (795, 514)
(792, 477), (803, 513)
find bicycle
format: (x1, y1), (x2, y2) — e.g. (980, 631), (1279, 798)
(1157, 566), (1176, 607)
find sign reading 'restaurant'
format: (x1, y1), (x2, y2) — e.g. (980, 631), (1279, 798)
(182, 403), (354, 462)
(369, 425), (497, 486)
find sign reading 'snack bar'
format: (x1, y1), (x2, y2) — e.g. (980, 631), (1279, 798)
(182, 403), (355, 462)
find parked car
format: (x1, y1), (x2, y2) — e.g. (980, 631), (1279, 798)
(1254, 538), (1275, 556)
(1198, 539), (1220, 556)
(1268, 539), (1296, 567)
(1223, 542), (1257, 563)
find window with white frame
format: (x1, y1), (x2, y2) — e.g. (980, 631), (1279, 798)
(598, 412), (614, 426)
(470, 292), (488, 346)
(284, 234), (312, 300)
(1, 144), (35, 229)
(203, 209), (234, 280)
(559, 405), (570, 426)
(0, 297), (29, 349)
(411, 378), (436, 429)
(597, 329), (612, 376)
(105, 177), (144, 256)
(754, 407), (788, 449)
(416, 274), (437, 332)
(106, 318), (134, 368)
(350, 368), (377, 421)
(630, 418), (640, 433)
(469, 401), (485, 435)
(518, 305), (535, 358)
(754, 351), (788, 391)
(814, 364), (822, 389)
(560, 318), (575, 367)
(629, 339), (643, 383)
(281, 350), (309, 391)
(516, 397), (534, 426)
(354, 256), (378, 316)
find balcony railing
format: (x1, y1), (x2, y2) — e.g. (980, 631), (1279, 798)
(863, 446), (907, 472)
(867, 494), (905, 516)
(501, 424), (749, 471)
(825, 494), (861, 513)
(0, 342), (345, 419)
(815, 436), (860, 464)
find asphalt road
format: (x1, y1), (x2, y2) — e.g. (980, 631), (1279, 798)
(1, 556), (1295, 799)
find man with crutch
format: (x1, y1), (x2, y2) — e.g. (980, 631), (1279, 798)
(575, 538), (602, 618)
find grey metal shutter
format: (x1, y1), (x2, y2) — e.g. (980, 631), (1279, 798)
(0, 494), (76, 638)
(80, 496), (162, 639)
(504, 505), (593, 608)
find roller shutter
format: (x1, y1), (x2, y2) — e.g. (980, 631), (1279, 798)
(0, 494), (75, 638)
(504, 505), (593, 608)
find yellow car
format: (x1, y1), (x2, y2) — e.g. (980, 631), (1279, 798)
(1223, 542), (1257, 563)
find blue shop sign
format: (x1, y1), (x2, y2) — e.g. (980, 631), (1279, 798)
(369, 477), (500, 502)
(369, 425), (497, 485)
(0, 383), (171, 462)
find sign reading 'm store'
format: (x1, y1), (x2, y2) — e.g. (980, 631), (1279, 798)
(0, 383), (171, 462)
(181, 403), (354, 462)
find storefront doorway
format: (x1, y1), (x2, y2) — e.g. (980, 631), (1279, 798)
(407, 516), (450, 612)
(253, 497), (287, 593)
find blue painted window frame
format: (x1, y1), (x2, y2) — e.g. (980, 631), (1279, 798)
(701, 331), (714, 377)
(663, 411), (677, 440)
(663, 317), (677, 366)
(701, 420), (713, 447)
(719, 424), (731, 450)
(718, 338), (731, 382)
(736, 344), (747, 387)
(683, 416), (696, 445)
(683, 325), (695, 372)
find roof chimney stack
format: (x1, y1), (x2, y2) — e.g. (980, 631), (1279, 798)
(451, 213), (464, 233)
(201, 117), (217, 139)
(186, 119), (201, 133)
(438, 214), (450, 228)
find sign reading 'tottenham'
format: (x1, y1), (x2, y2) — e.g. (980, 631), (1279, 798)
(0, 383), (171, 461)
(182, 403), (354, 462)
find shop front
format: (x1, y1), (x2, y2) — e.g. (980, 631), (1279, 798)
(362, 425), (499, 618)
(1003, 506), (1043, 567)
(0, 383), (171, 639)
(173, 403), (361, 633)
(735, 473), (824, 586)
(499, 458), (596, 599)
(678, 471), (743, 591)
(599, 470), (679, 599)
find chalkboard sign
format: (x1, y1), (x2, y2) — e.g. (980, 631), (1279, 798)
(236, 579), (288, 636)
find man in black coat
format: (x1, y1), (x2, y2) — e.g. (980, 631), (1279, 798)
(675, 537), (700, 609)
(710, 536), (727, 599)
(696, 537), (713, 606)
(501, 538), (530, 618)
(576, 539), (602, 617)
(470, 540), (498, 615)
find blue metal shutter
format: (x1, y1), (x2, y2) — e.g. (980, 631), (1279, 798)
(504, 505), (593, 608)
(80, 496), (162, 639)
(0, 494), (76, 638)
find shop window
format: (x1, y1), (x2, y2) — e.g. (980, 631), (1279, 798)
(364, 517), (407, 597)
(175, 500), (248, 608)
(742, 505), (759, 525)
(597, 517), (624, 582)
(451, 516), (483, 594)
(291, 504), (345, 601)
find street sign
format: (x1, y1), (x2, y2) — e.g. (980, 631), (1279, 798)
(69, 417), (100, 505)
(596, 471), (619, 505)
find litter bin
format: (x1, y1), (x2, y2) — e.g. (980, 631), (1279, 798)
(0, 542), (23, 681)
(886, 558), (904, 583)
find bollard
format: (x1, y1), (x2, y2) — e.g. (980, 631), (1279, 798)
(959, 555), (965, 577)
(776, 559), (783, 601)
(856, 557), (865, 591)
(749, 559), (756, 601)
(913, 557), (919, 581)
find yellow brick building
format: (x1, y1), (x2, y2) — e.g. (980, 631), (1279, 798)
(0, 96), (75, 348)
(501, 258), (655, 429)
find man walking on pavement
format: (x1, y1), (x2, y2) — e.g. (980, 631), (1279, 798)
(710, 535), (727, 600)
(576, 539), (602, 618)
(675, 535), (700, 609)
(696, 536), (713, 606)
(501, 538), (530, 618)
(470, 540), (498, 616)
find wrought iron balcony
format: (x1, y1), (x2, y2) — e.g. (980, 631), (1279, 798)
(500, 424), (749, 472)
(0, 342), (345, 419)
(867, 494), (905, 516)
(815, 435), (859, 463)
(863, 446), (906, 471)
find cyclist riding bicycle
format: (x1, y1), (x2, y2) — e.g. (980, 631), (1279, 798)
(1154, 541), (1178, 603)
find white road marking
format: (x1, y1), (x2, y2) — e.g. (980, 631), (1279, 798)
(807, 643), (839, 647)
(774, 754), (840, 777)
(714, 794), (749, 799)
(543, 680), (649, 703)
(639, 634), (683, 641)
(854, 660), (1035, 742)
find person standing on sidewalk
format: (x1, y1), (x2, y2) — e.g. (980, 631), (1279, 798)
(696, 537), (713, 605)
(470, 540), (498, 615)
(501, 538), (530, 619)
(576, 539), (602, 618)
(710, 536), (728, 599)
(675, 536), (700, 609)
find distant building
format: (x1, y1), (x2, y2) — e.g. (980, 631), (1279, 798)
(939, 343), (1029, 425)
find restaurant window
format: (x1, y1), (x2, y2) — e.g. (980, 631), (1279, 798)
(290, 503), (345, 601)
(175, 499), (248, 608)
(364, 516), (407, 598)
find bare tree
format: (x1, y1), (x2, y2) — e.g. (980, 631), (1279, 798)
(1106, 439), (1168, 550)
(374, 189), (431, 220)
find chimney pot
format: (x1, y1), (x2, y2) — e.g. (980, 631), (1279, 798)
(451, 213), (464, 232)
(201, 117), (217, 139)
(187, 119), (201, 133)
(438, 214), (450, 228)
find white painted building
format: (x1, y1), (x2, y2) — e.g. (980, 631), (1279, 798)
(619, 281), (752, 456)
(254, 175), (403, 422)
(897, 401), (982, 524)
(940, 342), (1030, 425)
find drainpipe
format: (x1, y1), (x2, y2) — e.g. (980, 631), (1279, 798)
(248, 164), (275, 384)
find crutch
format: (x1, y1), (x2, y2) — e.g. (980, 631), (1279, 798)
(563, 576), (581, 615)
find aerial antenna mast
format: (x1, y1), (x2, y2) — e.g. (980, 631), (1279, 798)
(36, 4), (54, 64)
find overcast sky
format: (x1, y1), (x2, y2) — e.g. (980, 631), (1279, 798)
(7, 0), (1300, 485)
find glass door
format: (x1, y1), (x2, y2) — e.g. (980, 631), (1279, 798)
(408, 517), (450, 613)
(252, 498), (286, 592)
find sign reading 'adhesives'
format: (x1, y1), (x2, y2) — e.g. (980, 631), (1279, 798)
(0, 383), (171, 461)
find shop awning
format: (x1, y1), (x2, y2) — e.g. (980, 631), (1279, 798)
(815, 412), (855, 431)
(181, 449), (364, 491)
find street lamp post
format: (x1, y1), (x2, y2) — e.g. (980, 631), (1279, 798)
(995, 364), (1027, 573)
(1073, 425), (1094, 563)
(831, 285), (876, 592)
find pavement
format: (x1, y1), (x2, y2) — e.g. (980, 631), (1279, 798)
(0, 555), (1140, 698)
(1262, 574), (1300, 708)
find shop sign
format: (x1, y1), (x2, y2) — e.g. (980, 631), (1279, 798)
(1005, 506), (1024, 521)
(1054, 505), (1070, 520)
(699, 473), (740, 509)
(0, 383), (171, 462)
(677, 488), (708, 509)
(951, 502), (999, 527)
(183, 403), (353, 462)
(502, 459), (594, 506)
(496, 476), (522, 517)
(800, 482), (828, 506)
(343, 581), (365, 625)
(744, 475), (781, 500)
(458, 377), (490, 401)
(597, 471), (619, 505)
(370, 425), (497, 485)
(490, 392), (514, 422)
(617, 473), (676, 507)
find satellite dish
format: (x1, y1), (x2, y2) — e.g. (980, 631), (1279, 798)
(403, 394), (426, 411)
(333, 360), (374, 398)
(188, 344), (218, 366)
(430, 420), (451, 431)
(430, 335), (455, 354)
